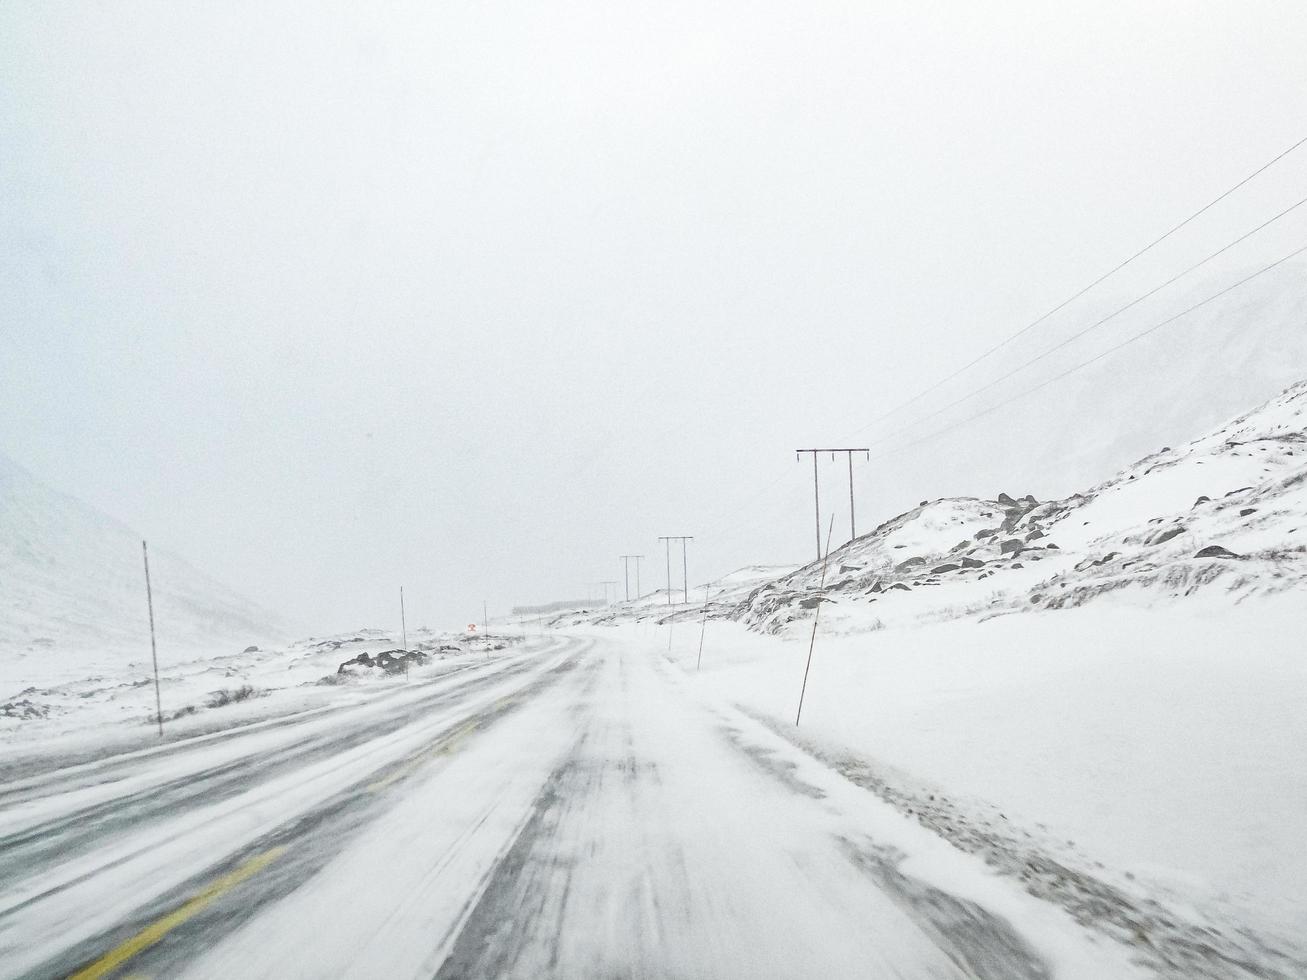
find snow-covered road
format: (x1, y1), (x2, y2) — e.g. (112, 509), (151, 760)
(1, 633), (1136, 979)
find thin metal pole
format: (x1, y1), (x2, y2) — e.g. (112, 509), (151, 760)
(142, 541), (163, 738)
(400, 586), (409, 680)
(795, 515), (837, 727)
(623, 557), (630, 601)
(696, 583), (710, 670)
(635, 556), (641, 601)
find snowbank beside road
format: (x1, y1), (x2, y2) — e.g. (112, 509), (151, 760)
(612, 588), (1307, 955)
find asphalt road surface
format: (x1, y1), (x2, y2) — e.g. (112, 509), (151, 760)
(0, 633), (1127, 979)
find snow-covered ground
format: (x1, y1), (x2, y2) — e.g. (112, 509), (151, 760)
(1, 633), (1144, 980)
(558, 379), (1307, 976)
(636, 595), (1307, 964)
(0, 624), (526, 770)
(3, 379), (1305, 977)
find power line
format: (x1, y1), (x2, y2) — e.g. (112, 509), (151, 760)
(865, 241), (1307, 464)
(860, 193), (1307, 450)
(848, 133), (1307, 438)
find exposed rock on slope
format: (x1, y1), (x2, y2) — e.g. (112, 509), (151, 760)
(732, 379), (1307, 635)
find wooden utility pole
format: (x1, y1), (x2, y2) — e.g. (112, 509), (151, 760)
(795, 448), (869, 558)
(620, 555), (644, 601)
(658, 536), (693, 604)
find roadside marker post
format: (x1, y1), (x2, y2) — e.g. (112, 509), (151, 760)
(399, 586), (409, 681)
(142, 541), (163, 738)
(795, 515), (836, 727)
(696, 583), (711, 671)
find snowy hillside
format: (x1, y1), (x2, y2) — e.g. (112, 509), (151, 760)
(0, 451), (285, 680)
(721, 378), (1307, 635)
(552, 380), (1307, 970)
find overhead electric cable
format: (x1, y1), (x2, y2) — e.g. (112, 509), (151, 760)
(850, 133), (1307, 437)
(860, 193), (1307, 449)
(864, 241), (1307, 464)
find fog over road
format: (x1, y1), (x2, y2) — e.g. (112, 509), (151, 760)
(0, 634), (1131, 979)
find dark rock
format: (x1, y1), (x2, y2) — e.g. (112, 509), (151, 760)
(1239, 508), (1257, 517)
(1194, 545), (1239, 559)
(931, 563), (960, 574)
(975, 528), (999, 540)
(1193, 496), (1211, 507)
(997, 492), (1017, 506)
(1000, 538), (1024, 554)
(1044, 543), (1059, 550)
(243, 645), (260, 654)
(1150, 526), (1185, 545)
(889, 583), (911, 591)
(894, 557), (926, 572)
(1011, 562), (1024, 569)
(798, 596), (827, 609)
(1024, 529), (1045, 541)
(1021, 494), (1038, 505)
(919, 500), (928, 507)
(868, 581), (883, 594)
(338, 648), (429, 675)
(838, 564), (859, 574)
(961, 557), (985, 569)
(1224, 486), (1253, 497)
(1030, 594), (1043, 603)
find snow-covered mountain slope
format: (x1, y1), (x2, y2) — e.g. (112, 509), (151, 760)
(557, 563), (798, 628)
(693, 378), (1307, 636)
(0, 451), (285, 677)
(860, 257), (1307, 528)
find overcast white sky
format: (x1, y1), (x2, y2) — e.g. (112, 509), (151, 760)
(3, 1), (1306, 633)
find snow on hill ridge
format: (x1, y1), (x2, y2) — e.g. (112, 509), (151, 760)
(728, 378), (1307, 634)
(0, 450), (285, 678)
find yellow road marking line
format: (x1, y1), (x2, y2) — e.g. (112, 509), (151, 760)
(69, 847), (286, 980)
(366, 720), (480, 794)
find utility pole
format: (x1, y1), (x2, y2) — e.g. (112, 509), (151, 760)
(658, 536), (693, 604)
(141, 541), (163, 738)
(483, 599), (488, 633)
(795, 448), (869, 558)
(600, 580), (619, 605)
(620, 555), (644, 602)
